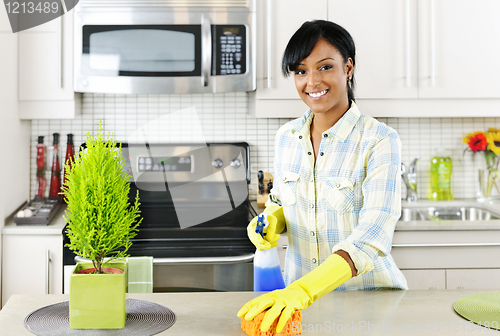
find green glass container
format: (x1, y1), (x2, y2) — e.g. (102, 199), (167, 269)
(430, 150), (453, 201)
(69, 261), (128, 329)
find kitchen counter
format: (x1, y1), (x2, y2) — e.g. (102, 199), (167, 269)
(0, 290), (497, 335)
(2, 204), (67, 235)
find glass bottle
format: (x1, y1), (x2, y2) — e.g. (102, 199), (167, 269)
(35, 136), (46, 198)
(63, 134), (75, 202)
(49, 133), (61, 198)
(430, 148), (453, 200)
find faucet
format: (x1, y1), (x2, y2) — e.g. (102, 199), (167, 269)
(401, 157), (419, 202)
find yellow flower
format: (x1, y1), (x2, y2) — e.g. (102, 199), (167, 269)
(463, 131), (484, 144)
(488, 127), (500, 132)
(486, 131), (500, 156)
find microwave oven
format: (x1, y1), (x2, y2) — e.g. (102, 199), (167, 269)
(73, 0), (256, 94)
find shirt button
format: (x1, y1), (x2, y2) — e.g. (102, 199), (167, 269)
(309, 203), (314, 209)
(323, 134), (328, 138)
(308, 152), (312, 155)
(283, 176), (287, 181)
(312, 258), (317, 264)
(335, 183), (340, 188)
(320, 152), (324, 156)
(310, 176), (314, 182)
(310, 231), (315, 236)
(299, 135), (303, 139)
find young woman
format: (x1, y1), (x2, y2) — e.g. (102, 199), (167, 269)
(238, 20), (407, 333)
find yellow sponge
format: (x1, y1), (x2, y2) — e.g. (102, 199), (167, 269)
(240, 309), (302, 336)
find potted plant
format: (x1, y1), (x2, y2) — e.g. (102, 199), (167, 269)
(62, 122), (142, 329)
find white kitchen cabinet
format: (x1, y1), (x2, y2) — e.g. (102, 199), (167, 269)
(392, 229), (500, 290)
(0, 4), (12, 32)
(1, 234), (63, 307)
(252, 0), (327, 118)
(401, 269), (445, 290)
(446, 269), (500, 290)
(254, 0), (500, 118)
(18, 12), (81, 119)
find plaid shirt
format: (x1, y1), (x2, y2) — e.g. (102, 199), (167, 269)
(266, 102), (407, 290)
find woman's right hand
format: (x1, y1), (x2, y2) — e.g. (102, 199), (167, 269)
(247, 213), (281, 250)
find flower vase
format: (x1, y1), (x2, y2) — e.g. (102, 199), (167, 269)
(477, 166), (500, 203)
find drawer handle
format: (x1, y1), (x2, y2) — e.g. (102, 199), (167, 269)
(392, 243), (500, 248)
(76, 254), (255, 266)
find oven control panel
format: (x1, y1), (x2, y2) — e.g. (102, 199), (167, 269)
(121, 143), (250, 183)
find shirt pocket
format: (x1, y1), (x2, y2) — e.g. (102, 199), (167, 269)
(325, 177), (355, 214)
(280, 171), (300, 206)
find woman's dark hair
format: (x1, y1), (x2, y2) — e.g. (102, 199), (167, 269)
(282, 20), (356, 102)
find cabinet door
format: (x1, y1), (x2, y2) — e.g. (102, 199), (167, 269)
(18, 15), (73, 101)
(255, 0), (327, 100)
(2, 234), (63, 307)
(401, 269), (446, 290)
(328, 0), (419, 99)
(0, 4), (12, 32)
(418, 0), (500, 98)
(446, 269), (500, 290)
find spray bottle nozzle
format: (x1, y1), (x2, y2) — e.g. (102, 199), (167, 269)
(255, 214), (266, 238)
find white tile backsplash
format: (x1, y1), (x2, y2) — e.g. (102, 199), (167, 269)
(31, 93), (500, 201)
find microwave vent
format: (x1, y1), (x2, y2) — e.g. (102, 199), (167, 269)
(79, 0), (250, 7)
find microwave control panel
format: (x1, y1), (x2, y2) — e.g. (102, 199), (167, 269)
(214, 25), (246, 76)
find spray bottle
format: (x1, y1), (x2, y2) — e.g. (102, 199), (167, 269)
(253, 214), (286, 291)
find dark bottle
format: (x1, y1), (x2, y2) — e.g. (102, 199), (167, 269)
(63, 134), (75, 202)
(49, 133), (61, 198)
(35, 136), (46, 198)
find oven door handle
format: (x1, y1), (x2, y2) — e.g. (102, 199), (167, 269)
(76, 253), (255, 265)
(153, 253), (255, 265)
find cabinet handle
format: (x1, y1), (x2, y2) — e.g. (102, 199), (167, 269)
(429, 0), (436, 87)
(393, 242), (500, 248)
(201, 14), (211, 87)
(57, 16), (63, 88)
(265, 0), (272, 88)
(45, 249), (51, 294)
(405, 0), (411, 87)
(282, 245), (288, 250)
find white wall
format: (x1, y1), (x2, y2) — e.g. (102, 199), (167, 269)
(0, 30), (32, 305)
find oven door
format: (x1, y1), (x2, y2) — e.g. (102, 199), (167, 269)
(74, 6), (255, 94)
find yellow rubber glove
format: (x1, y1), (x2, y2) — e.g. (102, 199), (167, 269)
(237, 253), (352, 333)
(247, 206), (285, 250)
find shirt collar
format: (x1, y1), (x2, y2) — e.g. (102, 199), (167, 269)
(291, 101), (361, 142)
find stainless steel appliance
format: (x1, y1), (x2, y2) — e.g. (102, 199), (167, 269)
(63, 142), (256, 292)
(73, 0), (256, 94)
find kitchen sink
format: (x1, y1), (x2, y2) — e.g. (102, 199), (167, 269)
(400, 206), (500, 222)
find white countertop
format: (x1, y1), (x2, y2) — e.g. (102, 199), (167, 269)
(0, 290), (497, 335)
(2, 204), (67, 235)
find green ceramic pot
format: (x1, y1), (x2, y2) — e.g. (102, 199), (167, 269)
(69, 261), (128, 329)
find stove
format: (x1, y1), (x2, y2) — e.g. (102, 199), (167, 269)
(63, 142), (256, 292)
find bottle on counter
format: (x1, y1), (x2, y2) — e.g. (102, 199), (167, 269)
(430, 147), (453, 201)
(49, 133), (61, 198)
(253, 214), (286, 291)
(35, 136), (46, 198)
(62, 134), (75, 202)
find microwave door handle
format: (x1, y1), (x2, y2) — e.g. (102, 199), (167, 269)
(201, 15), (211, 87)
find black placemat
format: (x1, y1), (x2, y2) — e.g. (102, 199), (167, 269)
(24, 299), (176, 336)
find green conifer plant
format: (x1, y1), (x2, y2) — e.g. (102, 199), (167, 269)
(62, 121), (141, 274)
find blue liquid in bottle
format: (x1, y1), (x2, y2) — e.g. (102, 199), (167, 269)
(254, 265), (285, 291)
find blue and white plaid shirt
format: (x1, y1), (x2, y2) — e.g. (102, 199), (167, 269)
(266, 102), (407, 290)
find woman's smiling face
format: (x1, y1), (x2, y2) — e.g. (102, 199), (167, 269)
(293, 38), (353, 115)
